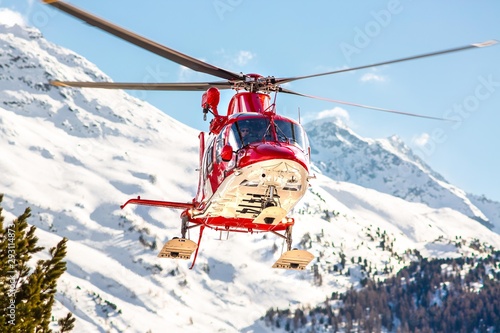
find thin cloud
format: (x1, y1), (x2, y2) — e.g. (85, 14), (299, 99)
(216, 49), (255, 68)
(235, 50), (254, 66)
(177, 56), (209, 81)
(0, 8), (27, 27)
(316, 107), (350, 122)
(178, 65), (194, 82)
(360, 72), (387, 82)
(412, 132), (430, 147)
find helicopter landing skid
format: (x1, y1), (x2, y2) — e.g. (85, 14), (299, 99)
(158, 238), (197, 260)
(272, 249), (314, 270)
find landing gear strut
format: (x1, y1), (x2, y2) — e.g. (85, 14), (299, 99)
(272, 226), (314, 270)
(157, 216), (201, 269)
(181, 215), (188, 239)
(285, 226), (293, 251)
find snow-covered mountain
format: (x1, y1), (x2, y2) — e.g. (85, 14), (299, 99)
(2, 16), (500, 332)
(305, 118), (500, 230)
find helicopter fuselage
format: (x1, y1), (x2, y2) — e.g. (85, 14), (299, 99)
(189, 91), (311, 233)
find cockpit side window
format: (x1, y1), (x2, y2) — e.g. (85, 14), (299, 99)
(275, 119), (307, 151)
(205, 139), (215, 176)
(215, 128), (226, 163)
(227, 125), (239, 151)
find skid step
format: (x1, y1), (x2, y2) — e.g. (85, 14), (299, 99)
(158, 238), (197, 260)
(272, 249), (314, 270)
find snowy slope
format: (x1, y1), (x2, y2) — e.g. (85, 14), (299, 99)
(305, 118), (498, 229)
(468, 194), (500, 234)
(2, 16), (500, 333)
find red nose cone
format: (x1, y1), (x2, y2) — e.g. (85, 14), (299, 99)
(254, 143), (294, 159)
(238, 142), (308, 171)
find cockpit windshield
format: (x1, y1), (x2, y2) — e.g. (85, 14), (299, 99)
(230, 118), (272, 148)
(229, 117), (308, 151)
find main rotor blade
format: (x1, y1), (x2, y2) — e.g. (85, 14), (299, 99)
(280, 88), (455, 122)
(50, 80), (233, 91)
(42, 0), (243, 81)
(276, 40), (498, 85)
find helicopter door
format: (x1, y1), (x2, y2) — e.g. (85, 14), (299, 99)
(211, 129), (229, 187)
(204, 139), (215, 196)
(195, 132), (205, 204)
(198, 129), (234, 204)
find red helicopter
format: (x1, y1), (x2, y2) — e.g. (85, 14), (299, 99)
(43, 0), (497, 270)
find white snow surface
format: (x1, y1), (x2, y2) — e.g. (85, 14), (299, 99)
(1, 20), (500, 333)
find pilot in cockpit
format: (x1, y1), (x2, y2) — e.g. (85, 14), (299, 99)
(240, 124), (251, 144)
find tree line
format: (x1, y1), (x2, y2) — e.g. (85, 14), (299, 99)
(265, 250), (500, 332)
(0, 195), (74, 332)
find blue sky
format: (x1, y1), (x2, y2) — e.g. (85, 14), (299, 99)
(2, 0), (500, 202)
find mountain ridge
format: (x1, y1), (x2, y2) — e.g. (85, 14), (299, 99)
(305, 117), (498, 230)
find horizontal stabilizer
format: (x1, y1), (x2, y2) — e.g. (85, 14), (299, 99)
(121, 196), (193, 210)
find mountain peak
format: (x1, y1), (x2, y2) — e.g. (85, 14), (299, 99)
(0, 9), (43, 40)
(304, 118), (496, 227)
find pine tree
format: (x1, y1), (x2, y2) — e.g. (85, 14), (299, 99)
(0, 195), (75, 332)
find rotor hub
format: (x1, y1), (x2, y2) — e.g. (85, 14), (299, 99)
(232, 74), (278, 93)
